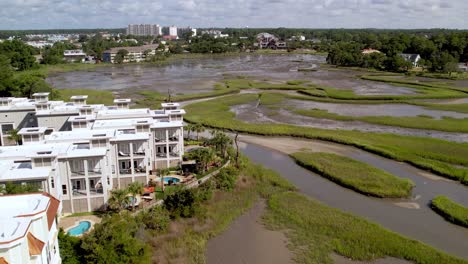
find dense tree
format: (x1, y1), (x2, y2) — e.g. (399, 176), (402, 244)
(114, 49), (129, 64)
(0, 55), (14, 96)
(0, 39), (38, 70)
(163, 189), (198, 218)
(58, 229), (83, 264)
(0, 182), (40, 194)
(81, 213), (149, 264)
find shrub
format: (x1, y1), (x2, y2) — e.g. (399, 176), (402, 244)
(164, 189), (199, 218)
(213, 166), (239, 191)
(138, 206), (171, 233)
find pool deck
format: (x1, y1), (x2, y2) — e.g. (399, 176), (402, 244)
(59, 215), (102, 232)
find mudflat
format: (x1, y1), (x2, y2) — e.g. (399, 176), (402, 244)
(206, 201), (292, 264)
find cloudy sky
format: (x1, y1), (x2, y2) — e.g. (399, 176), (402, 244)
(1, 0), (467, 30)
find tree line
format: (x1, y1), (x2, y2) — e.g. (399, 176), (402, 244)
(325, 31), (468, 73)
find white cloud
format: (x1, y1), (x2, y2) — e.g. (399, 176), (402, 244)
(0, 0), (466, 29)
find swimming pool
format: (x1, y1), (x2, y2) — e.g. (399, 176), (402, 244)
(67, 221), (91, 236)
(162, 177), (180, 184)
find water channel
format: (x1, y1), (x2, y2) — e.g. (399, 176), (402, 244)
(239, 140), (468, 259)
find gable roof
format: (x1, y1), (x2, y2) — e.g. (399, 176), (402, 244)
(0, 257), (8, 264)
(27, 232), (45, 256)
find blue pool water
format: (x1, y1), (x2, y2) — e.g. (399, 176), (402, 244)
(67, 221), (91, 236)
(164, 177), (180, 183)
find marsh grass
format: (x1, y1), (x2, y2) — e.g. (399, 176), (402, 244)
(431, 196), (468, 228)
(294, 108), (468, 133)
(58, 88), (115, 105)
(290, 152), (415, 198)
(184, 94), (468, 184)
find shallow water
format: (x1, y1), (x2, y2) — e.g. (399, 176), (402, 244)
(47, 54), (416, 96)
(240, 141), (468, 259)
(289, 99), (468, 119)
(231, 103), (468, 142)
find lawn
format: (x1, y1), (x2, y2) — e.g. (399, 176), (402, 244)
(290, 152), (414, 198)
(431, 196), (468, 228)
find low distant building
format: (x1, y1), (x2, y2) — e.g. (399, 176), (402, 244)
(102, 44), (159, 63)
(169, 26), (178, 37)
(200, 30), (229, 39)
(398, 53), (421, 67)
(63, 50), (87, 63)
(0, 192), (61, 264)
(162, 35), (178, 41)
(291, 35), (306, 41)
(362, 48), (381, 55)
(256, 33), (287, 49)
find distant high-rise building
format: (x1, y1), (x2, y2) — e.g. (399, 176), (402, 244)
(126, 24), (162, 36)
(169, 26), (178, 37)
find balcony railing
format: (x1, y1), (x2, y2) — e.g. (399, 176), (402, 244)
(119, 168), (132, 175)
(156, 152), (167, 158)
(133, 150), (146, 156)
(87, 169), (102, 175)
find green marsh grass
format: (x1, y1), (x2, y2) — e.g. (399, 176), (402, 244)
(58, 89), (115, 105)
(290, 152), (415, 198)
(431, 195), (468, 228)
(184, 94), (468, 184)
(264, 192), (467, 264)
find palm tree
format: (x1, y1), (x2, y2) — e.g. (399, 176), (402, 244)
(185, 124), (194, 140)
(157, 168), (170, 193)
(7, 129), (21, 145)
(108, 189), (130, 212)
(193, 124), (205, 141)
(127, 182), (144, 211)
(209, 131), (232, 159)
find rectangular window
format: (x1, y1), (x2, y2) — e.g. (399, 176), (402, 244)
(51, 178), (54, 188)
(35, 158), (52, 167)
(62, 185), (67, 195)
(92, 139), (106, 148)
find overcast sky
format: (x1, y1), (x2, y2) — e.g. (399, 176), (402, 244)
(1, 0), (467, 30)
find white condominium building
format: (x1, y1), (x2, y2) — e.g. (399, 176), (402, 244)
(126, 24), (162, 36)
(0, 93), (186, 214)
(0, 193), (61, 264)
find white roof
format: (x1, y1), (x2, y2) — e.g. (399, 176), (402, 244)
(70, 95), (88, 100)
(68, 115), (96, 122)
(151, 120), (184, 129)
(113, 98), (131, 103)
(111, 130), (150, 142)
(0, 97), (36, 111)
(18, 127), (47, 135)
(0, 193), (52, 246)
(161, 102), (180, 108)
(45, 129), (115, 142)
(32, 92), (50, 97)
(96, 108), (151, 120)
(92, 118), (153, 129)
(0, 160), (51, 181)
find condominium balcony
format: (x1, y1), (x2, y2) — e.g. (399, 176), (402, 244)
(133, 149), (146, 156)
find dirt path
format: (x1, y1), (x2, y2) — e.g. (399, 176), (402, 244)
(206, 201), (293, 264)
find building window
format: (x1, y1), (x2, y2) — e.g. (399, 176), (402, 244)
(51, 178), (55, 188)
(92, 139), (106, 148)
(62, 185), (67, 195)
(23, 134), (40, 142)
(34, 158), (52, 167)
